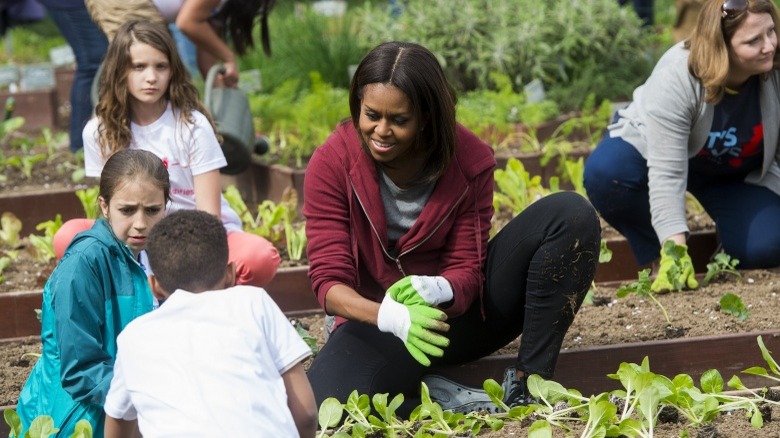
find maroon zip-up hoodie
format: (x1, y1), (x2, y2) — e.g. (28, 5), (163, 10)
(303, 122), (496, 330)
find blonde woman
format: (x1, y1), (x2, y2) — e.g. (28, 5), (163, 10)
(585, 0), (780, 290)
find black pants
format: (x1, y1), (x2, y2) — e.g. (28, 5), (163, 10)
(307, 192), (601, 416)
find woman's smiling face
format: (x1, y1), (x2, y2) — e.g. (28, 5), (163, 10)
(358, 83), (422, 169)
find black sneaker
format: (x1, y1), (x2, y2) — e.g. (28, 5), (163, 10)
(502, 367), (537, 407)
(421, 374), (500, 414)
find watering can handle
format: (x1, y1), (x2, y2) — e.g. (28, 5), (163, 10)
(204, 65), (228, 109)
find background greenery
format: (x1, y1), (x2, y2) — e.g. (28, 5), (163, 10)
(0, 0), (686, 154)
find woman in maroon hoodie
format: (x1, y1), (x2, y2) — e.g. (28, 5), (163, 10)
(303, 41), (601, 417)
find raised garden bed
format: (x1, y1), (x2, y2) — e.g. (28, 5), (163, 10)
(0, 188), (84, 236)
(2, 269), (778, 409)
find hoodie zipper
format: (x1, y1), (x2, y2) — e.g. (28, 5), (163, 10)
(350, 179), (469, 276)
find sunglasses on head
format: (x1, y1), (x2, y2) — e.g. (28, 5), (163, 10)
(722, 0), (749, 19)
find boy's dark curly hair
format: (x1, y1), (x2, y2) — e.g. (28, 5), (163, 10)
(147, 210), (228, 293)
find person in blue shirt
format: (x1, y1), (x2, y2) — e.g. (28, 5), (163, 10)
(584, 0), (780, 291)
(15, 149), (170, 437)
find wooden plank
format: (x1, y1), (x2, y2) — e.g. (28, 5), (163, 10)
(0, 188), (83, 235)
(433, 330), (780, 396)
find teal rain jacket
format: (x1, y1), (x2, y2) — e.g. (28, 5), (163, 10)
(16, 218), (154, 437)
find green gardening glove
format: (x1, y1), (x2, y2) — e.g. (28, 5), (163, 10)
(651, 241), (699, 293)
(387, 275), (454, 307)
(377, 293), (450, 366)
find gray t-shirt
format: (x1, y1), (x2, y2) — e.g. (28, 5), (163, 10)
(379, 169), (435, 254)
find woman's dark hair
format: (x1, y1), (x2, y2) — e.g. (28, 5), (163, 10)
(213, 0), (276, 56)
(100, 149), (171, 207)
(349, 41), (457, 184)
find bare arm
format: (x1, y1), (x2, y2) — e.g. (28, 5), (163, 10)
(282, 362), (318, 438)
(104, 417), (140, 438)
(177, 0), (238, 86)
(193, 169), (223, 217)
(324, 283), (382, 325)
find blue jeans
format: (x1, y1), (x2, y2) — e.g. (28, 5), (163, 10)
(46, 5), (108, 152)
(584, 134), (780, 268)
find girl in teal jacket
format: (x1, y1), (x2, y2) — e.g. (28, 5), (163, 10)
(16, 149), (170, 436)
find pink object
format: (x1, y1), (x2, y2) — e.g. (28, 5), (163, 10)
(54, 218), (280, 287)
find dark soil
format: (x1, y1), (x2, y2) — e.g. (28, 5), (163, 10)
(0, 131), (94, 194)
(3, 270), (778, 407)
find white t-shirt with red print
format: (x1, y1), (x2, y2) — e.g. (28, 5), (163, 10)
(83, 103), (243, 232)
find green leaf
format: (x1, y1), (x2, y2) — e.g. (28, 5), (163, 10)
(318, 398), (344, 430)
(528, 419), (552, 438)
(4, 408), (22, 438)
(719, 293), (749, 321)
(700, 369), (724, 394)
(757, 336), (780, 375)
(27, 415), (59, 438)
(69, 420), (93, 438)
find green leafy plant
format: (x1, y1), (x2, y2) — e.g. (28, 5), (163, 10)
(223, 185), (294, 248)
(0, 256), (10, 284)
(4, 408), (93, 438)
(0, 212), (23, 249)
(6, 154), (46, 178)
(28, 215), (62, 263)
(493, 158), (557, 216)
(703, 253), (741, 286)
(240, 5), (365, 93)
(284, 219), (307, 262)
(355, 0), (654, 110)
(616, 268), (671, 324)
(291, 319), (319, 356)
(313, 337), (780, 436)
(75, 186), (101, 220)
(719, 293), (749, 321)
(249, 72), (349, 167)
(0, 117), (25, 143)
(563, 156), (586, 197)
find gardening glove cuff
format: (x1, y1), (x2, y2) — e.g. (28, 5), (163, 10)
(387, 275), (454, 307)
(377, 294), (450, 366)
(651, 244), (699, 292)
(377, 293), (411, 341)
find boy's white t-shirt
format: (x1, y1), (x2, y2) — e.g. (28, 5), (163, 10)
(104, 285), (312, 437)
(83, 104), (243, 232)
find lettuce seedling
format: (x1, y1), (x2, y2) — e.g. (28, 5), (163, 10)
(75, 186), (100, 220)
(0, 212), (22, 249)
(703, 253), (741, 286)
(617, 268), (671, 324)
(719, 293), (749, 321)
(28, 215), (62, 263)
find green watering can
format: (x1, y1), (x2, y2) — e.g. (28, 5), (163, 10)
(205, 65), (255, 174)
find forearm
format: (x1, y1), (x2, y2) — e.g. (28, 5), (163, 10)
(282, 363), (318, 438)
(324, 283), (381, 325)
(193, 170), (222, 216)
(176, 1), (235, 65)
